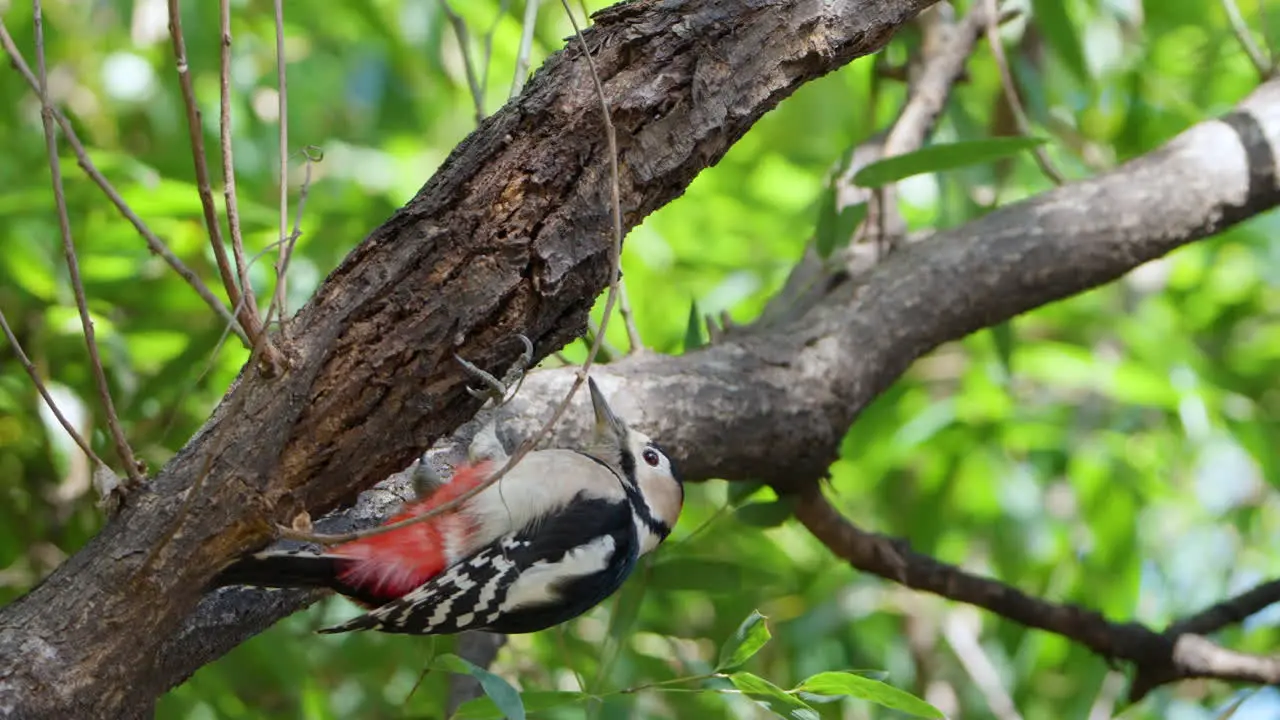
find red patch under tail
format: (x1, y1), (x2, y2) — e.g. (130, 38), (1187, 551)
(331, 460), (494, 603)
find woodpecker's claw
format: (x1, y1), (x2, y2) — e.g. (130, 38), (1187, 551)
(454, 333), (535, 406)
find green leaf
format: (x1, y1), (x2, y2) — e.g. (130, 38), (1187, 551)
(734, 498), (796, 527)
(455, 691), (583, 720)
(716, 610), (772, 671)
(685, 300), (706, 351)
(989, 320), (1016, 379)
(433, 654), (525, 720)
(727, 479), (765, 505)
(728, 672), (820, 720)
(795, 672), (944, 719)
(852, 137), (1047, 188)
(1030, 0), (1089, 83)
(648, 556), (775, 593)
(815, 193), (867, 259)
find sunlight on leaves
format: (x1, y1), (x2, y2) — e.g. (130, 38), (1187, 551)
(852, 137), (1047, 188)
(728, 672), (820, 720)
(795, 671), (944, 719)
(716, 610), (772, 671)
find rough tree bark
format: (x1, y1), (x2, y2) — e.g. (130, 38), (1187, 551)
(0, 1), (935, 717)
(2, 0), (1279, 718)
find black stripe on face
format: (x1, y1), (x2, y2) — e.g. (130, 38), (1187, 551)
(576, 450), (670, 541)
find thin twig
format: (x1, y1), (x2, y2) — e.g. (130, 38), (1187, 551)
(0, 20), (250, 346)
(166, 0), (271, 351)
(279, 0), (626, 546)
(510, 0), (541, 96)
(616, 277), (644, 353)
(218, 0), (255, 341)
(983, 0), (1065, 185)
(0, 309), (105, 468)
(479, 0), (513, 99)
(792, 487), (1280, 700)
(33, 0), (143, 486)
(1167, 579), (1280, 637)
(265, 146), (321, 333)
(269, 0), (293, 335)
(1220, 0), (1272, 79)
(441, 0), (487, 124)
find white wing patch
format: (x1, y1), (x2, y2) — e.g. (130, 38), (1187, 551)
(500, 535), (616, 612)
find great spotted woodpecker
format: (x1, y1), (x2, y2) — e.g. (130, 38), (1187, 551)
(213, 377), (683, 636)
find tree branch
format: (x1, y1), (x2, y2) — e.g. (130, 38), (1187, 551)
(163, 68), (1280, 693)
(793, 487), (1280, 701)
(0, 1), (937, 716)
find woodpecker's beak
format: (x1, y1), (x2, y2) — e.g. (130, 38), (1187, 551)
(588, 377), (628, 441)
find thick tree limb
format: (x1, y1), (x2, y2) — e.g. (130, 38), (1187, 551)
(0, 1), (936, 717)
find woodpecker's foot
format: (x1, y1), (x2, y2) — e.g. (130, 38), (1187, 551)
(454, 333), (535, 406)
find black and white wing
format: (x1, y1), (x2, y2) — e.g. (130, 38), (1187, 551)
(318, 494), (640, 636)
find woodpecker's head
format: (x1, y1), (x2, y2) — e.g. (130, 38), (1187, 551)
(587, 377), (683, 554)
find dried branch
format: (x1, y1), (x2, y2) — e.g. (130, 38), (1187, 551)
(441, 0), (487, 125)
(32, 1), (143, 487)
(166, 0), (270, 353)
(792, 487), (1280, 701)
(510, 0), (541, 96)
(1168, 579), (1280, 637)
(0, 20), (249, 346)
(0, 309), (105, 468)
(479, 0), (513, 99)
(984, 0), (1065, 184)
(269, 0), (293, 335)
(264, 146), (321, 333)
(1220, 0), (1273, 80)
(218, 0), (254, 342)
(616, 277), (644, 353)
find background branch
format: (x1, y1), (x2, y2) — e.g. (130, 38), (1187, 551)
(793, 486), (1280, 701)
(166, 0), (269, 355)
(0, 20), (251, 346)
(32, 0), (142, 487)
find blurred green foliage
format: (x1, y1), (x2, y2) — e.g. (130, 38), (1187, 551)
(1, 0), (1279, 718)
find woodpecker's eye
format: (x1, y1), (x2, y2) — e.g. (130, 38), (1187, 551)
(642, 448), (661, 467)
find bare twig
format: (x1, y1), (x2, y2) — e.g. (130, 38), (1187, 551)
(264, 145), (321, 333)
(0, 20), (249, 346)
(479, 0), (513, 99)
(942, 609), (1023, 720)
(792, 487), (1280, 702)
(983, 0), (1065, 185)
(1168, 579), (1280, 638)
(441, 0), (487, 124)
(278, 0), (626, 546)
(0, 309), (105, 468)
(616, 277), (644, 353)
(510, 0), (541, 96)
(33, 1), (144, 486)
(1220, 0), (1272, 79)
(218, 0), (253, 338)
(267, 0), (295, 337)
(167, 0), (273, 357)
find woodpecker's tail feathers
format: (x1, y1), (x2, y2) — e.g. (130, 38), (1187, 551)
(316, 613), (381, 635)
(213, 550), (386, 607)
